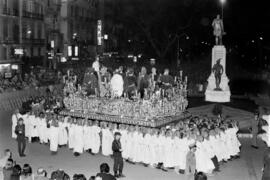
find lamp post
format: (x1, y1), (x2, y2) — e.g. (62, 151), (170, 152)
(220, 0), (226, 19)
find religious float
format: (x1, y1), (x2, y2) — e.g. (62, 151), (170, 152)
(61, 79), (189, 128)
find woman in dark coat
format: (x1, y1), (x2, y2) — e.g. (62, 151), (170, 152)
(262, 148), (270, 180)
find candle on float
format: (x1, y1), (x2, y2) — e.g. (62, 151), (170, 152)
(185, 76), (188, 83)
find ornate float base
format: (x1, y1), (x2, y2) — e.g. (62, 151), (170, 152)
(59, 110), (190, 128)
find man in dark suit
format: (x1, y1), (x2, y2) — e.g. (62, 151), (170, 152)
(112, 132), (124, 178)
(15, 118), (26, 157)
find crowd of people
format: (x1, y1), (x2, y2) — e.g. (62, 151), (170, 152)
(0, 70), (63, 93)
(11, 106), (241, 176)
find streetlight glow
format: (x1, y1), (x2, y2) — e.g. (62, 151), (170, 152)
(220, 0), (226, 4)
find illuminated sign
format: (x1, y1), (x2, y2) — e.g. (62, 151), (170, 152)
(97, 20), (102, 46)
(51, 40), (54, 48)
(75, 46), (78, 56)
(15, 49), (24, 55)
(11, 65), (19, 70)
(68, 46), (72, 57)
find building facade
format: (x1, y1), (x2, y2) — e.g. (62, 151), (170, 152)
(60, 0), (98, 59)
(0, 0), (46, 67)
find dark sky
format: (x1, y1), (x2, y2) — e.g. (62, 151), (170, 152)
(225, 0), (270, 42)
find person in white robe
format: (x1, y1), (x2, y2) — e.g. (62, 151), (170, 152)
(68, 118), (76, 149)
(132, 126), (144, 163)
(29, 112), (39, 141)
(23, 112), (32, 143)
(261, 115), (270, 147)
(58, 116), (68, 146)
(73, 119), (84, 156)
(11, 109), (22, 139)
(195, 136), (215, 174)
(83, 120), (93, 153)
(39, 112), (48, 144)
(163, 130), (174, 169)
(125, 126), (135, 162)
(110, 71), (124, 98)
(91, 121), (101, 154)
(101, 122), (114, 156)
(119, 124), (128, 159)
(142, 128), (152, 165)
(49, 119), (59, 154)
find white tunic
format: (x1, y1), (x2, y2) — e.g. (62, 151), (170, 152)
(101, 128), (113, 156)
(68, 123), (76, 149)
(39, 118), (48, 143)
(110, 74), (124, 97)
(195, 141), (215, 173)
(163, 136), (174, 168)
(49, 125), (59, 152)
(58, 122), (68, 146)
(73, 125), (84, 153)
(91, 125), (101, 154)
(83, 125), (92, 151)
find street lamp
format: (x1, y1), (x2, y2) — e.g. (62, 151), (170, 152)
(220, 0), (226, 19)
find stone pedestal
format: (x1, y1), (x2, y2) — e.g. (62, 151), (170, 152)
(205, 45), (231, 102)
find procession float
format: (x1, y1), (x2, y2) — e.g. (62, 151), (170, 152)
(61, 68), (189, 127)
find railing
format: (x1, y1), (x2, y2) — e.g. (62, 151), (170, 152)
(22, 38), (45, 45)
(22, 11), (44, 20)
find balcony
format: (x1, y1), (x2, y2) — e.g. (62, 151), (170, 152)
(22, 11), (44, 20)
(0, 37), (19, 44)
(22, 38), (45, 45)
(2, 7), (11, 15)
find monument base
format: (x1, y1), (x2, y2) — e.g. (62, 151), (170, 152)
(205, 74), (231, 102)
(205, 89), (231, 102)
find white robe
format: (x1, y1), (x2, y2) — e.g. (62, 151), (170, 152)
(195, 141), (215, 173)
(68, 123), (76, 149)
(91, 125), (101, 154)
(11, 113), (21, 139)
(23, 114), (31, 140)
(49, 125), (59, 152)
(29, 115), (39, 138)
(58, 122), (68, 146)
(73, 125), (84, 153)
(110, 74), (124, 97)
(142, 134), (152, 165)
(39, 118), (48, 143)
(101, 128), (113, 156)
(125, 131), (135, 160)
(83, 125), (92, 151)
(132, 132), (144, 163)
(119, 129), (128, 159)
(163, 136), (174, 168)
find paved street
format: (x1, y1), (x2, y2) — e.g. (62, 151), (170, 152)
(0, 110), (266, 180)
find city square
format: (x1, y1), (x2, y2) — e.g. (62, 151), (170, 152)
(0, 0), (270, 180)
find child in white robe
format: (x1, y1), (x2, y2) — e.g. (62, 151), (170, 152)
(39, 112), (48, 144)
(91, 121), (101, 154)
(49, 119), (59, 154)
(132, 126), (144, 163)
(195, 135), (215, 174)
(23, 112), (31, 142)
(119, 124), (128, 160)
(73, 119), (84, 156)
(163, 130), (174, 169)
(142, 128), (152, 165)
(125, 126), (136, 162)
(101, 122), (113, 156)
(58, 116), (68, 146)
(68, 118), (76, 149)
(83, 119), (92, 152)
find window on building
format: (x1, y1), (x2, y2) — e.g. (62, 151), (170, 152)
(2, 46), (7, 60)
(3, 19), (8, 40)
(37, 23), (42, 39)
(13, 23), (20, 43)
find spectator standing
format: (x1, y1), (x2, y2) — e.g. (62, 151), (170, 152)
(0, 149), (12, 179)
(195, 172), (207, 180)
(15, 118), (26, 157)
